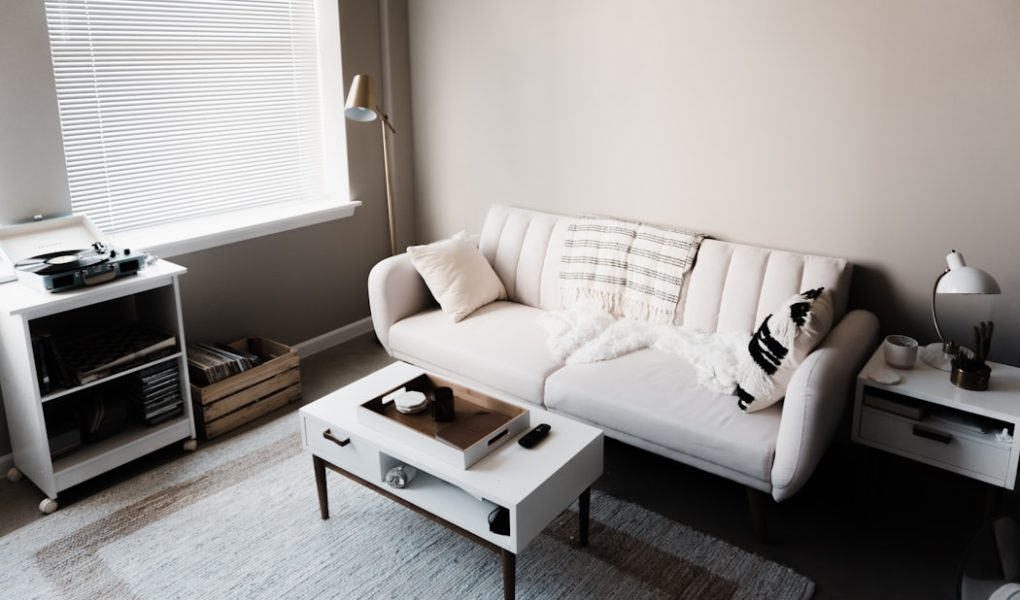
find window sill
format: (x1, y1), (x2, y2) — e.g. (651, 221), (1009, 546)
(111, 199), (362, 259)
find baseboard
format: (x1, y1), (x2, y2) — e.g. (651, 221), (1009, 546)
(294, 317), (374, 358)
(0, 453), (11, 475)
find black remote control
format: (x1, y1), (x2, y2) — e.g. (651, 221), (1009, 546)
(518, 424), (551, 449)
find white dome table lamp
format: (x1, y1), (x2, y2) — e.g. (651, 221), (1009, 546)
(921, 250), (1001, 371)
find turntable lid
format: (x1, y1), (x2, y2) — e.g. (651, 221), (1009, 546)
(0, 215), (107, 264)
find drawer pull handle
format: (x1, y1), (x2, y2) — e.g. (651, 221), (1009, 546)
(912, 425), (952, 444)
(323, 429), (350, 447)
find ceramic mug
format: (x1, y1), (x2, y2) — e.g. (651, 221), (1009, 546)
(883, 335), (918, 369)
(431, 386), (455, 422)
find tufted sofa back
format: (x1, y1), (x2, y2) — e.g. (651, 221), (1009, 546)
(477, 205), (851, 332)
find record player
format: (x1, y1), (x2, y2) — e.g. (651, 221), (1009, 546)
(0, 215), (146, 293)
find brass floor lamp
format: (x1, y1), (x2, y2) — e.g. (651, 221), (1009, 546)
(344, 74), (397, 256)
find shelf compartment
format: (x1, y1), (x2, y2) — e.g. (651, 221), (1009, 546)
(41, 352), (183, 403)
(377, 451), (509, 548)
(52, 415), (191, 492)
(29, 284), (183, 398)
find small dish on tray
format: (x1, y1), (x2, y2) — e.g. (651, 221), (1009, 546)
(393, 391), (428, 414)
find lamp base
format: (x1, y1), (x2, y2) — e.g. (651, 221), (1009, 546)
(920, 342), (954, 372)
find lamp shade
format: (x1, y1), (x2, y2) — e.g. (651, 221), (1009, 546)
(344, 74), (377, 122)
(936, 251), (1001, 295)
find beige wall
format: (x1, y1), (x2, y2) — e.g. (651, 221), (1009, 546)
(408, 0), (1020, 363)
(0, 0), (413, 457)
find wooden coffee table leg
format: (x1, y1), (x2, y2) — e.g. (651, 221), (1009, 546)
(501, 549), (516, 600)
(313, 455), (329, 520)
(579, 487), (590, 546)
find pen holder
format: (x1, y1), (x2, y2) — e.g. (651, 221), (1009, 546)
(951, 364), (990, 391)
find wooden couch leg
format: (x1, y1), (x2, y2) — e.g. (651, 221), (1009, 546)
(746, 487), (769, 543)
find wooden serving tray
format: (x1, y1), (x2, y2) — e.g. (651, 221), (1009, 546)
(358, 373), (529, 468)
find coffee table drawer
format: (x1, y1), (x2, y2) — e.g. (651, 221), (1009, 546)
(304, 414), (378, 478)
(859, 406), (1011, 483)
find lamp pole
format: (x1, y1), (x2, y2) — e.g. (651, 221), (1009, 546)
(379, 112), (396, 256)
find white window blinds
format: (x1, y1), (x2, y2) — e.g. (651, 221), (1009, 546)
(44, 0), (332, 234)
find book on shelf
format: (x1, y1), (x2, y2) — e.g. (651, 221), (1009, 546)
(863, 393), (927, 421)
(32, 330), (74, 393)
(31, 334), (51, 394)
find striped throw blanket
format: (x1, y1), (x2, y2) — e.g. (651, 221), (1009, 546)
(559, 216), (704, 324)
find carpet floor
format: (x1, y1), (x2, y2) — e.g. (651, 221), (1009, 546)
(0, 412), (812, 599)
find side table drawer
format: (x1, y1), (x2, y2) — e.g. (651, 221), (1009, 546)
(859, 407), (1011, 483)
(303, 414), (378, 479)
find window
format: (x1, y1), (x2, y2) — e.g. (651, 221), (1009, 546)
(43, 0), (351, 252)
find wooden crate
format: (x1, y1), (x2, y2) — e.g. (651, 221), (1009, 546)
(191, 337), (301, 439)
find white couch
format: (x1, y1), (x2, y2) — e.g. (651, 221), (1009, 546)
(368, 205), (879, 507)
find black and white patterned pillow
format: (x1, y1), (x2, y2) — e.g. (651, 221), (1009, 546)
(734, 288), (833, 413)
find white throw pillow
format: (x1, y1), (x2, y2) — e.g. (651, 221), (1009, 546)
(734, 288), (834, 413)
(406, 232), (507, 322)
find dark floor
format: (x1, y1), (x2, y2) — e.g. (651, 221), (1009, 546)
(1, 333), (1008, 599)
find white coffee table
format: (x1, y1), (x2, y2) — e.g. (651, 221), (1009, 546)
(300, 362), (604, 599)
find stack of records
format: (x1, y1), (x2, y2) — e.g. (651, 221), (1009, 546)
(58, 326), (177, 386)
(125, 362), (183, 426)
(187, 342), (260, 386)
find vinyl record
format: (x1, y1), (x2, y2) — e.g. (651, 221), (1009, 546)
(15, 250), (105, 275)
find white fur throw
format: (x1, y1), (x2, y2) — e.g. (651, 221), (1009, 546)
(559, 216), (703, 325)
(538, 305), (752, 397)
(539, 287), (832, 412)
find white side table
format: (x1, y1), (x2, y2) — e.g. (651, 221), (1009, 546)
(852, 347), (1020, 490)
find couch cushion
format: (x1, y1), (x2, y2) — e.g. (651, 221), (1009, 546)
(406, 232), (507, 322)
(544, 349), (782, 482)
(737, 288), (835, 413)
(477, 206), (854, 331)
(388, 301), (561, 405)
(680, 239), (851, 333)
(479, 205), (569, 311)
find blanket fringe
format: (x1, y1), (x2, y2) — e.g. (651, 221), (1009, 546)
(560, 288), (678, 325)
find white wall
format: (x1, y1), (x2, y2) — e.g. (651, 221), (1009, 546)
(408, 0), (1020, 363)
(0, 0), (70, 222)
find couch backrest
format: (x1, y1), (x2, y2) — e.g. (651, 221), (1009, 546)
(478, 205), (852, 331)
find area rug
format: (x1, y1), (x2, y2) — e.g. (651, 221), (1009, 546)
(0, 414), (813, 599)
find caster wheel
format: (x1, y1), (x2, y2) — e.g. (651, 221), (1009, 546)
(39, 498), (58, 515)
(6, 467), (22, 483)
(182, 439), (198, 452)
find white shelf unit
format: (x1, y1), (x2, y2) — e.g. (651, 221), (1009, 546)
(0, 260), (196, 507)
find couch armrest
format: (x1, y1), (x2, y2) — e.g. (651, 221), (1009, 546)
(770, 309), (880, 501)
(367, 253), (435, 352)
